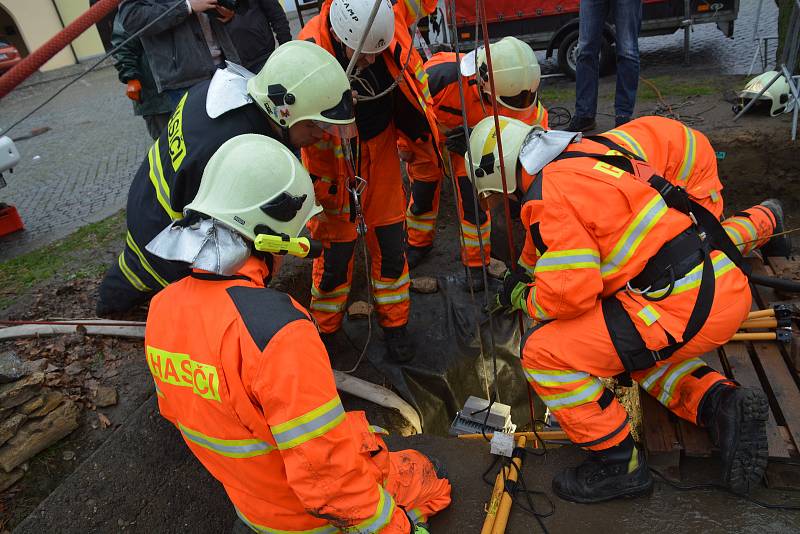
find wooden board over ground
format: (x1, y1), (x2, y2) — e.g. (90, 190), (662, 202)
(639, 256), (800, 487)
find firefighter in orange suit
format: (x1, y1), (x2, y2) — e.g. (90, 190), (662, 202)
(299, 0), (440, 361)
(401, 37), (548, 290)
(513, 115), (791, 275)
(144, 135), (451, 533)
(468, 117), (791, 503)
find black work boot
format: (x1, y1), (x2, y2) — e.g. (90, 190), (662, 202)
(565, 115), (597, 133)
(759, 199), (793, 258)
(552, 434), (653, 503)
(320, 330), (355, 361)
(383, 325), (414, 363)
(463, 266), (486, 292)
(406, 245), (433, 269)
(699, 383), (769, 493)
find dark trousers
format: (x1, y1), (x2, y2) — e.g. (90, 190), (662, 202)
(575, 0), (642, 119)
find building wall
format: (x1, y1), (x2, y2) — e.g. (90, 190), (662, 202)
(0, 0), (105, 72)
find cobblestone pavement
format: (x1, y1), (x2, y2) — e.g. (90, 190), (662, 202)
(0, 65), (151, 261)
(0, 3), (782, 262)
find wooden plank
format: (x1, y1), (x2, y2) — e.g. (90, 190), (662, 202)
(765, 256), (800, 300)
(722, 343), (789, 458)
(639, 386), (681, 454)
(751, 340), (800, 455)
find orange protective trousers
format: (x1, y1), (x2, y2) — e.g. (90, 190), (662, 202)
(521, 207), (776, 451)
(308, 125), (410, 333)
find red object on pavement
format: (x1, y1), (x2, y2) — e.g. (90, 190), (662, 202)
(0, 41), (22, 73)
(0, 204), (24, 236)
(0, 0), (121, 100)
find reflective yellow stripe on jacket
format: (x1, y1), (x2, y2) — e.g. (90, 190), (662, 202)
(178, 422), (275, 459)
(270, 396), (346, 450)
(148, 139), (182, 220)
(600, 195), (668, 277)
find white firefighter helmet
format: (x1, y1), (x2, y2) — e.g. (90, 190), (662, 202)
(185, 134), (322, 242)
(467, 116), (537, 196)
(247, 40), (356, 138)
(329, 0), (395, 55)
(460, 36), (541, 111)
(739, 71), (795, 117)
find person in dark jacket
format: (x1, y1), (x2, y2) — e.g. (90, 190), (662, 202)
(96, 41), (357, 317)
(118, 0), (242, 105)
(225, 0), (292, 72)
(111, 15), (174, 139)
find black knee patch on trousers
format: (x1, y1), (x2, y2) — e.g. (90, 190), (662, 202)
(691, 365), (716, 380)
(410, 180), (439, 215)
(457, 175), (488, 226)
(375, 223), (405, 279)
(319, 240), (356, 291)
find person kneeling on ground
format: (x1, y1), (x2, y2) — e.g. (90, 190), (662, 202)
(144, 134), (451, 532)
(466, 116), (791, 503)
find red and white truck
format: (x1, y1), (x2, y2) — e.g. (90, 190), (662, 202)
(444, 0), (739, 77)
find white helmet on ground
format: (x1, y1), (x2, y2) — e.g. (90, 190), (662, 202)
(460, 36), (541, 111)
(467, 116), (537, 196)
(329, 0), (395, 54)
(185, 134), (322, 242)
(739, 71), (796, 117)
(247, 40), (356, 138)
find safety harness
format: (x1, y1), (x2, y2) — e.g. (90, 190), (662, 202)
(551, 136), (749, 373)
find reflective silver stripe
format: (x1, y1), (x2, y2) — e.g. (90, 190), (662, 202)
(657, 359), (705, 404)
(640, 365), (669, 391)
(271, 398), (346, 450)
(178, 422), (274, 458)
(540, 379), (603, 410)
(235, 508), (338, 534)
(525, 369), (590, 386)
(601, 195), (667, 277)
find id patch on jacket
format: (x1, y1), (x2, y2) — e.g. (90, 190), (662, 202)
(146, 345), (221, 402)
(167, 92), (188, 171)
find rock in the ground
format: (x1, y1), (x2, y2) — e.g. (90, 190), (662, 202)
(0, 466), (25, 492)
(0, 351), (25, 384)
(347, 301), (373, 319)
(64, 361), (85, 376)
(410, 276), (438, 294)
(0, 413), (27, 447)
(62, 450), (75, 461)
(0, 372), (45, 410)
(94, 386), (118, 408)
(488, 258), (508, 279)
(0, 399), (80, 472)
(23, 358), (49, 374)
(19, 389), (64, 419)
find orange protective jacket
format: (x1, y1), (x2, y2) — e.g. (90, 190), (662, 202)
(145, 257), (413, 533)
(516, 136), (697, 322)
(597, 116), (723, 217)
(423, 51), (549, 134)
(300, 0), (440, 213)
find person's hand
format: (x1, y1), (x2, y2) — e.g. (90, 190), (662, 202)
(398, 149), (415, 163)
(189, 0), (218, 13)
(126, 79), (142, 102)
(413, 524), (430, 534)
(444, 126), (471, 155)
(215, 6), (234, 22)
(494, 269), (532, 314)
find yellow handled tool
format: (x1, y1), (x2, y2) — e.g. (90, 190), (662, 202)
(254, 234), (323, 258)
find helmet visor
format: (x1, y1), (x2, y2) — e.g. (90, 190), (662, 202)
(312, 120), (358, 140)
(320, 89), (356, 122)
(498, 90), (537, 111)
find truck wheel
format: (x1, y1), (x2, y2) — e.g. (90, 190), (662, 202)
(557, 30), (614, 79)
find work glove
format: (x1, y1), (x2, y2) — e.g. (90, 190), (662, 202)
(492, 269), (532, 315)
(410, 522), (430, 534)
(444, 126), (472, 155)
(125, 79), (142, 102)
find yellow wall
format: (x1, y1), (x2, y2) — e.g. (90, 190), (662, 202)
(54, 0), (105, 60)
(0, 0), (105, 72)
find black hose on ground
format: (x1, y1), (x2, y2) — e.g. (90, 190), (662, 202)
(749, 272), (800, 293)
